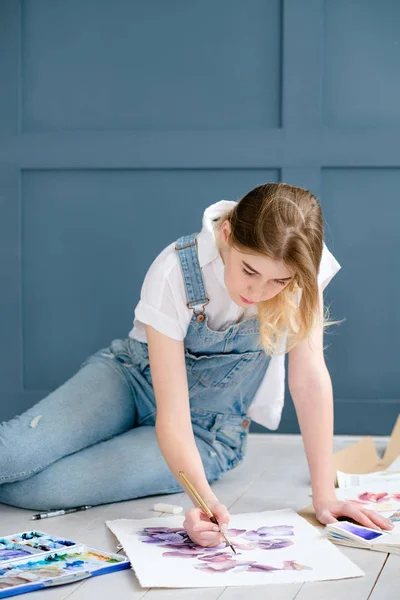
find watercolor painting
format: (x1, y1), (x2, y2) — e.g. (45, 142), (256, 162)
(336, 482), (400, 513)
(0, 549), (125, 592)
(137, 524), (308, 575)
(106, 508), (364, 587)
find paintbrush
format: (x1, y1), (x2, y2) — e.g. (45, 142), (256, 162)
(178, 471), (236, 554)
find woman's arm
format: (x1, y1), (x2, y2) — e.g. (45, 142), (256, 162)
(145, 324), (218, 504)
(288, 289), (393, 531)
(288, 288), (336, 504)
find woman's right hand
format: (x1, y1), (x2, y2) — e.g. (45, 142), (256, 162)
(183, 501), (231, 547)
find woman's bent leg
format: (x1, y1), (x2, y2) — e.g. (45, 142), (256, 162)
(0, 426), (223, 510)
(0, 351), (136, 485)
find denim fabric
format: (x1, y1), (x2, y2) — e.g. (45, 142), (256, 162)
(0, 233), (269, 510)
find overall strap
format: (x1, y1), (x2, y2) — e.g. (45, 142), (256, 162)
(175, 234), (209, 319)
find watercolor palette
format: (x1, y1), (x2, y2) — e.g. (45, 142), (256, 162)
(0, 531), (77, 563)
(0, 531), (129, 598)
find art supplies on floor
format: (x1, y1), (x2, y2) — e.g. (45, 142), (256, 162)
(106, 508), (363, 588)
(31, 505), (92, 520)
(0, 530), (129, 598)
(325, 514), (400, 554)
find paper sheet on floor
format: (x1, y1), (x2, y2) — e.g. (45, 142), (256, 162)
(336, 481), (400, 512)
(337, 468), (400, 489)
(106, 509), (363, 588)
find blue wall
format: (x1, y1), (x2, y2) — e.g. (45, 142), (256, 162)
(0, 0), (399, 434)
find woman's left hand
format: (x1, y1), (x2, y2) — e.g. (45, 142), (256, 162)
(314, 498), (394, 531)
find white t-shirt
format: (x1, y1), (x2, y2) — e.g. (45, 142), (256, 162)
(129, 200), (341, 430)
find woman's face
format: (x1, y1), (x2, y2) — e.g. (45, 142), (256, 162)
(217, 220), (294, 307)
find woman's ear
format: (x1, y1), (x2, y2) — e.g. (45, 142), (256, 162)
(220, 220), (231, 244)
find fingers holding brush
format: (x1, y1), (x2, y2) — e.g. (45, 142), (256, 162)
(178, 472), (234, 550)
(209, 501), (231, 532)
(184, 508), (225, 547)
(208, 502), (236, 554)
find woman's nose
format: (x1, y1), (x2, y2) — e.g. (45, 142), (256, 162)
(247, 288), (263, 303)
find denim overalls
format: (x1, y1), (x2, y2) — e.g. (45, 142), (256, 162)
(109, 232), (271, 476)
(0, 233), (271, 510)
(170, 233), (271, 473)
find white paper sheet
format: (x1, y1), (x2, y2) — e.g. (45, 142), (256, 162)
(106, 509), (363, 588)
(337, 455), (400, 489)
(387, 456), (400, 472)
(336, 481), (400, 512)
(337, 469), (400, 489)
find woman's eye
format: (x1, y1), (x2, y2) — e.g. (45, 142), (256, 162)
(241, 266), (287, 286)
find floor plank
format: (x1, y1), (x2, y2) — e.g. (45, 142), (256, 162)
(62, 568), (149, 600)
(368, 553), (400, 600)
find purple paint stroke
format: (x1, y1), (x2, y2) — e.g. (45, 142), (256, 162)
(246, 563), (281, 572)
(162, 547), (209, 558)
(195, 559), (256, 573)
(254, 538), (294, 550)
(243, 525), (294, 540)
(0, 549), (32, 561)
(195, 558), (312, 574)
(226, 529), (247, 536)
(197, 552), (236, 562)
(139, 524), (294, 556)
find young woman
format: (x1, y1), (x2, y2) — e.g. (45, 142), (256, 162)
(0, 183), (393, 547)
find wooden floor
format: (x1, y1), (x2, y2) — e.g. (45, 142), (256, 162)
(1, 434), (399, 599)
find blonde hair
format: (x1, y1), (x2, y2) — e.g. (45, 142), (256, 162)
(214, 183), (338, 355)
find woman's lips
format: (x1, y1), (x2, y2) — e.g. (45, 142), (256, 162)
(240, 295), (255, 305)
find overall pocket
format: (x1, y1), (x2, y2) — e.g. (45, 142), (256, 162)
(214, 421), (248, 470)
(190, 408), (248, 472)
(185, 348), (262, 390)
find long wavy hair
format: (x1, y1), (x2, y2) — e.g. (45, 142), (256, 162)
(214, 183), (336, 355)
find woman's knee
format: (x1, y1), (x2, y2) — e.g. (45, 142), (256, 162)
(0, 478), (54, 511)
(0, 445), (37, 485)
(0, 457), (80, 510)
(0, 416), (45, 484)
